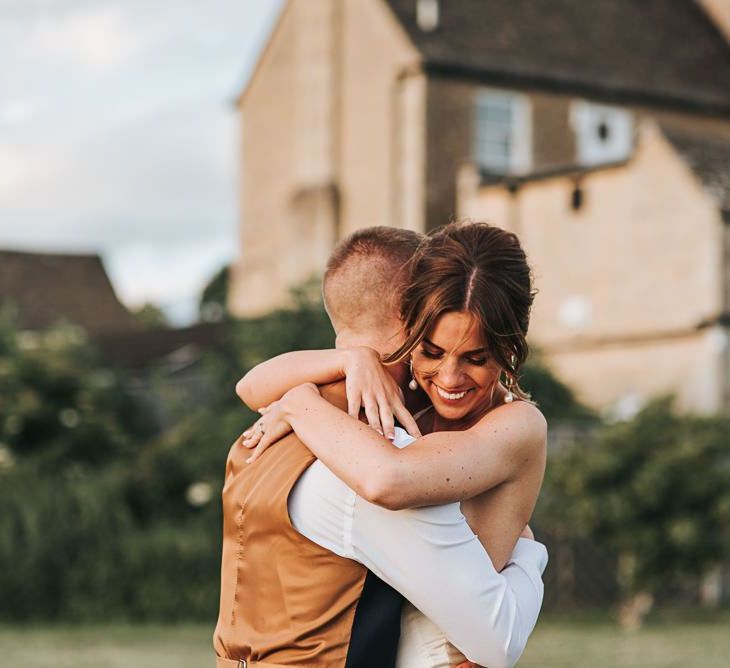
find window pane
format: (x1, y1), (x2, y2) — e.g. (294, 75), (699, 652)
(474, 91), (530, 172)
(483, 105), (512, 124)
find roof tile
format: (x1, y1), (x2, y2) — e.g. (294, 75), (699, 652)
(385, 0), (730, 110)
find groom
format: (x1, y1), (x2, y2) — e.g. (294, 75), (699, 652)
(214, 227), (547, 668)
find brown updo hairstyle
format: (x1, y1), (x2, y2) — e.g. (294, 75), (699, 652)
(383, 221), (537, 402)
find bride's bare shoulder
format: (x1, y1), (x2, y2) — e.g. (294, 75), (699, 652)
(475, 399), (547, 452)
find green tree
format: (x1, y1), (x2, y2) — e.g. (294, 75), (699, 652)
(132, 302), (169, 329)
(199, 264), (230, 322)
(0, 282), (613, 622)
(125, 281), (334, 529)
(541, 398), (730, 626)
(0, 313), (155, 471)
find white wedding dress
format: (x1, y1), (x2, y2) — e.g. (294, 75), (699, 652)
(396, 602), (468, 667)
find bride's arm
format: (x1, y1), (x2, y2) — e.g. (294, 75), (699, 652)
(254, 383), (546, 510)
(236, 349), (351, 410)
(238, 348), (420, 438)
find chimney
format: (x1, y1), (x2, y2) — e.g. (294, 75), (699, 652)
(699, 0), (730, 43)
(417, 0), (439, 32)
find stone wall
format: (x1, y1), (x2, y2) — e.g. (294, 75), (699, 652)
(229, 0), (423, 316)
(457, 123), (727, 414)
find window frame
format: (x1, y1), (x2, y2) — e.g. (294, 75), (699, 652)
(473, 88), (532, 174)
(570, 100), (634, 166)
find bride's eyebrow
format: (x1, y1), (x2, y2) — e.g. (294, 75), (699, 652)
(423, 338), (488, 356)
(422, 338), (443, 351)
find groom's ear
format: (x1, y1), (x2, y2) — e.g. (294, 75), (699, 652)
(318, 381), (350, 413)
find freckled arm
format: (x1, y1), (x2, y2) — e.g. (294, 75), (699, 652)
(282, 385), (546, 510)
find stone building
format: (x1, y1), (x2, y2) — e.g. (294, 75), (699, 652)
(229, 0), (730, 415)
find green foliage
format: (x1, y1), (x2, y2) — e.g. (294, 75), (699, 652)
(199, 264), (230, 322)
(11, 283), (720, 623)
(0, 462), (220, 621)
(127, 280), (334, 521)
(0, 290), (335, 621)
(540, 397), (730, 596)
(229, 276), (334, 371)
(132, 302), (170, 329)
(0, 316), (155, 470)
(520, 356), (598, 423)
(0, 310), (216, 620)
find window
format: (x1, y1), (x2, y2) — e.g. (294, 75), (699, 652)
(571, 101), (633, 166)
(473, 90), (532, 174)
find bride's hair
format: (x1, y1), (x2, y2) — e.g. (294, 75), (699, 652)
(383, 221), (537, 401)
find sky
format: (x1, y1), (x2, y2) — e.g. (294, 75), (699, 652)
(0, 0), (284, 323)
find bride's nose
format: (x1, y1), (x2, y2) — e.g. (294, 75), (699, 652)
(438, 356), (464, 387)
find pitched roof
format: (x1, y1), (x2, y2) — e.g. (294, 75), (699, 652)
(662, 126), (730, 211)
(385, 0), (730, 112)
(0, 249), (139, 336)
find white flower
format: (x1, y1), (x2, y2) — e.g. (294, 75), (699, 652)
(0, 445), (15, 469)
(185, 481), (213, 507)
(59, 408), (81, 428)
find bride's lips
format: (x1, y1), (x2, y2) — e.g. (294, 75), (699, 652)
(431, 383), (474, 402)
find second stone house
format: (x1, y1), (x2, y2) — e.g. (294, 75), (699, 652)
(229, 0), (730, 415)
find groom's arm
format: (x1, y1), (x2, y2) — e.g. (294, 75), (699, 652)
(289, 461), (546, 668)
(352, 500), (546, 668)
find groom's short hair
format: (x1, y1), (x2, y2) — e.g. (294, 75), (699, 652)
(323, 226), (423, 333)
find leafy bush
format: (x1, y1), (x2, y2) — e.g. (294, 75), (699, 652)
(539, 397), (730, 623)
(0, 284), (621, 622)
(0, 314), (155, 471)
(0, 290), (335, 621)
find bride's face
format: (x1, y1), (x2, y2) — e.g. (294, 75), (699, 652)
(411, 310), (502, 424)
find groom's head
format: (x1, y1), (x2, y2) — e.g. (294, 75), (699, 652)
(323, 226), (423, 354)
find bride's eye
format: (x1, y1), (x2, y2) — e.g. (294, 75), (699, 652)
(420, 349), (442, 360)
(466, 357), (488, 366)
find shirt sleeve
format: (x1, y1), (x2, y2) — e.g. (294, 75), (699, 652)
(289, 460), (547, 668)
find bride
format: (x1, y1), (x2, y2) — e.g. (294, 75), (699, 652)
(239, 221), (547, 667)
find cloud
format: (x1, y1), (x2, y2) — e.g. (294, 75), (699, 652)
(0, 100), (237, 250)
(21, 5), (143, 75)
(105, 237), (234, 307)
(0, 141), (51, 195)
(0, 0), (284, 320)
(0, 98), (39, 124)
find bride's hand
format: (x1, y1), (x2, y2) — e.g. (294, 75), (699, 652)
(242, 383), (319, 463)
(344, 346), (421, 439)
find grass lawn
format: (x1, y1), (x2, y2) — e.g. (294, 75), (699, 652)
(0, 624), (213, 668)
(3, 613), (729, 668)
(520, 612), (730, 667)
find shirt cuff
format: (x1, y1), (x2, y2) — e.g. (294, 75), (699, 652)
(508, 538), (549, 574)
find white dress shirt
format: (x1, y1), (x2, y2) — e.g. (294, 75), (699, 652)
(288, 428), (548, 668)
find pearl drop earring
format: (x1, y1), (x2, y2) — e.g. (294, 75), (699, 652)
(408, 357), (418, 391)
(504, 382), (514, 403)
